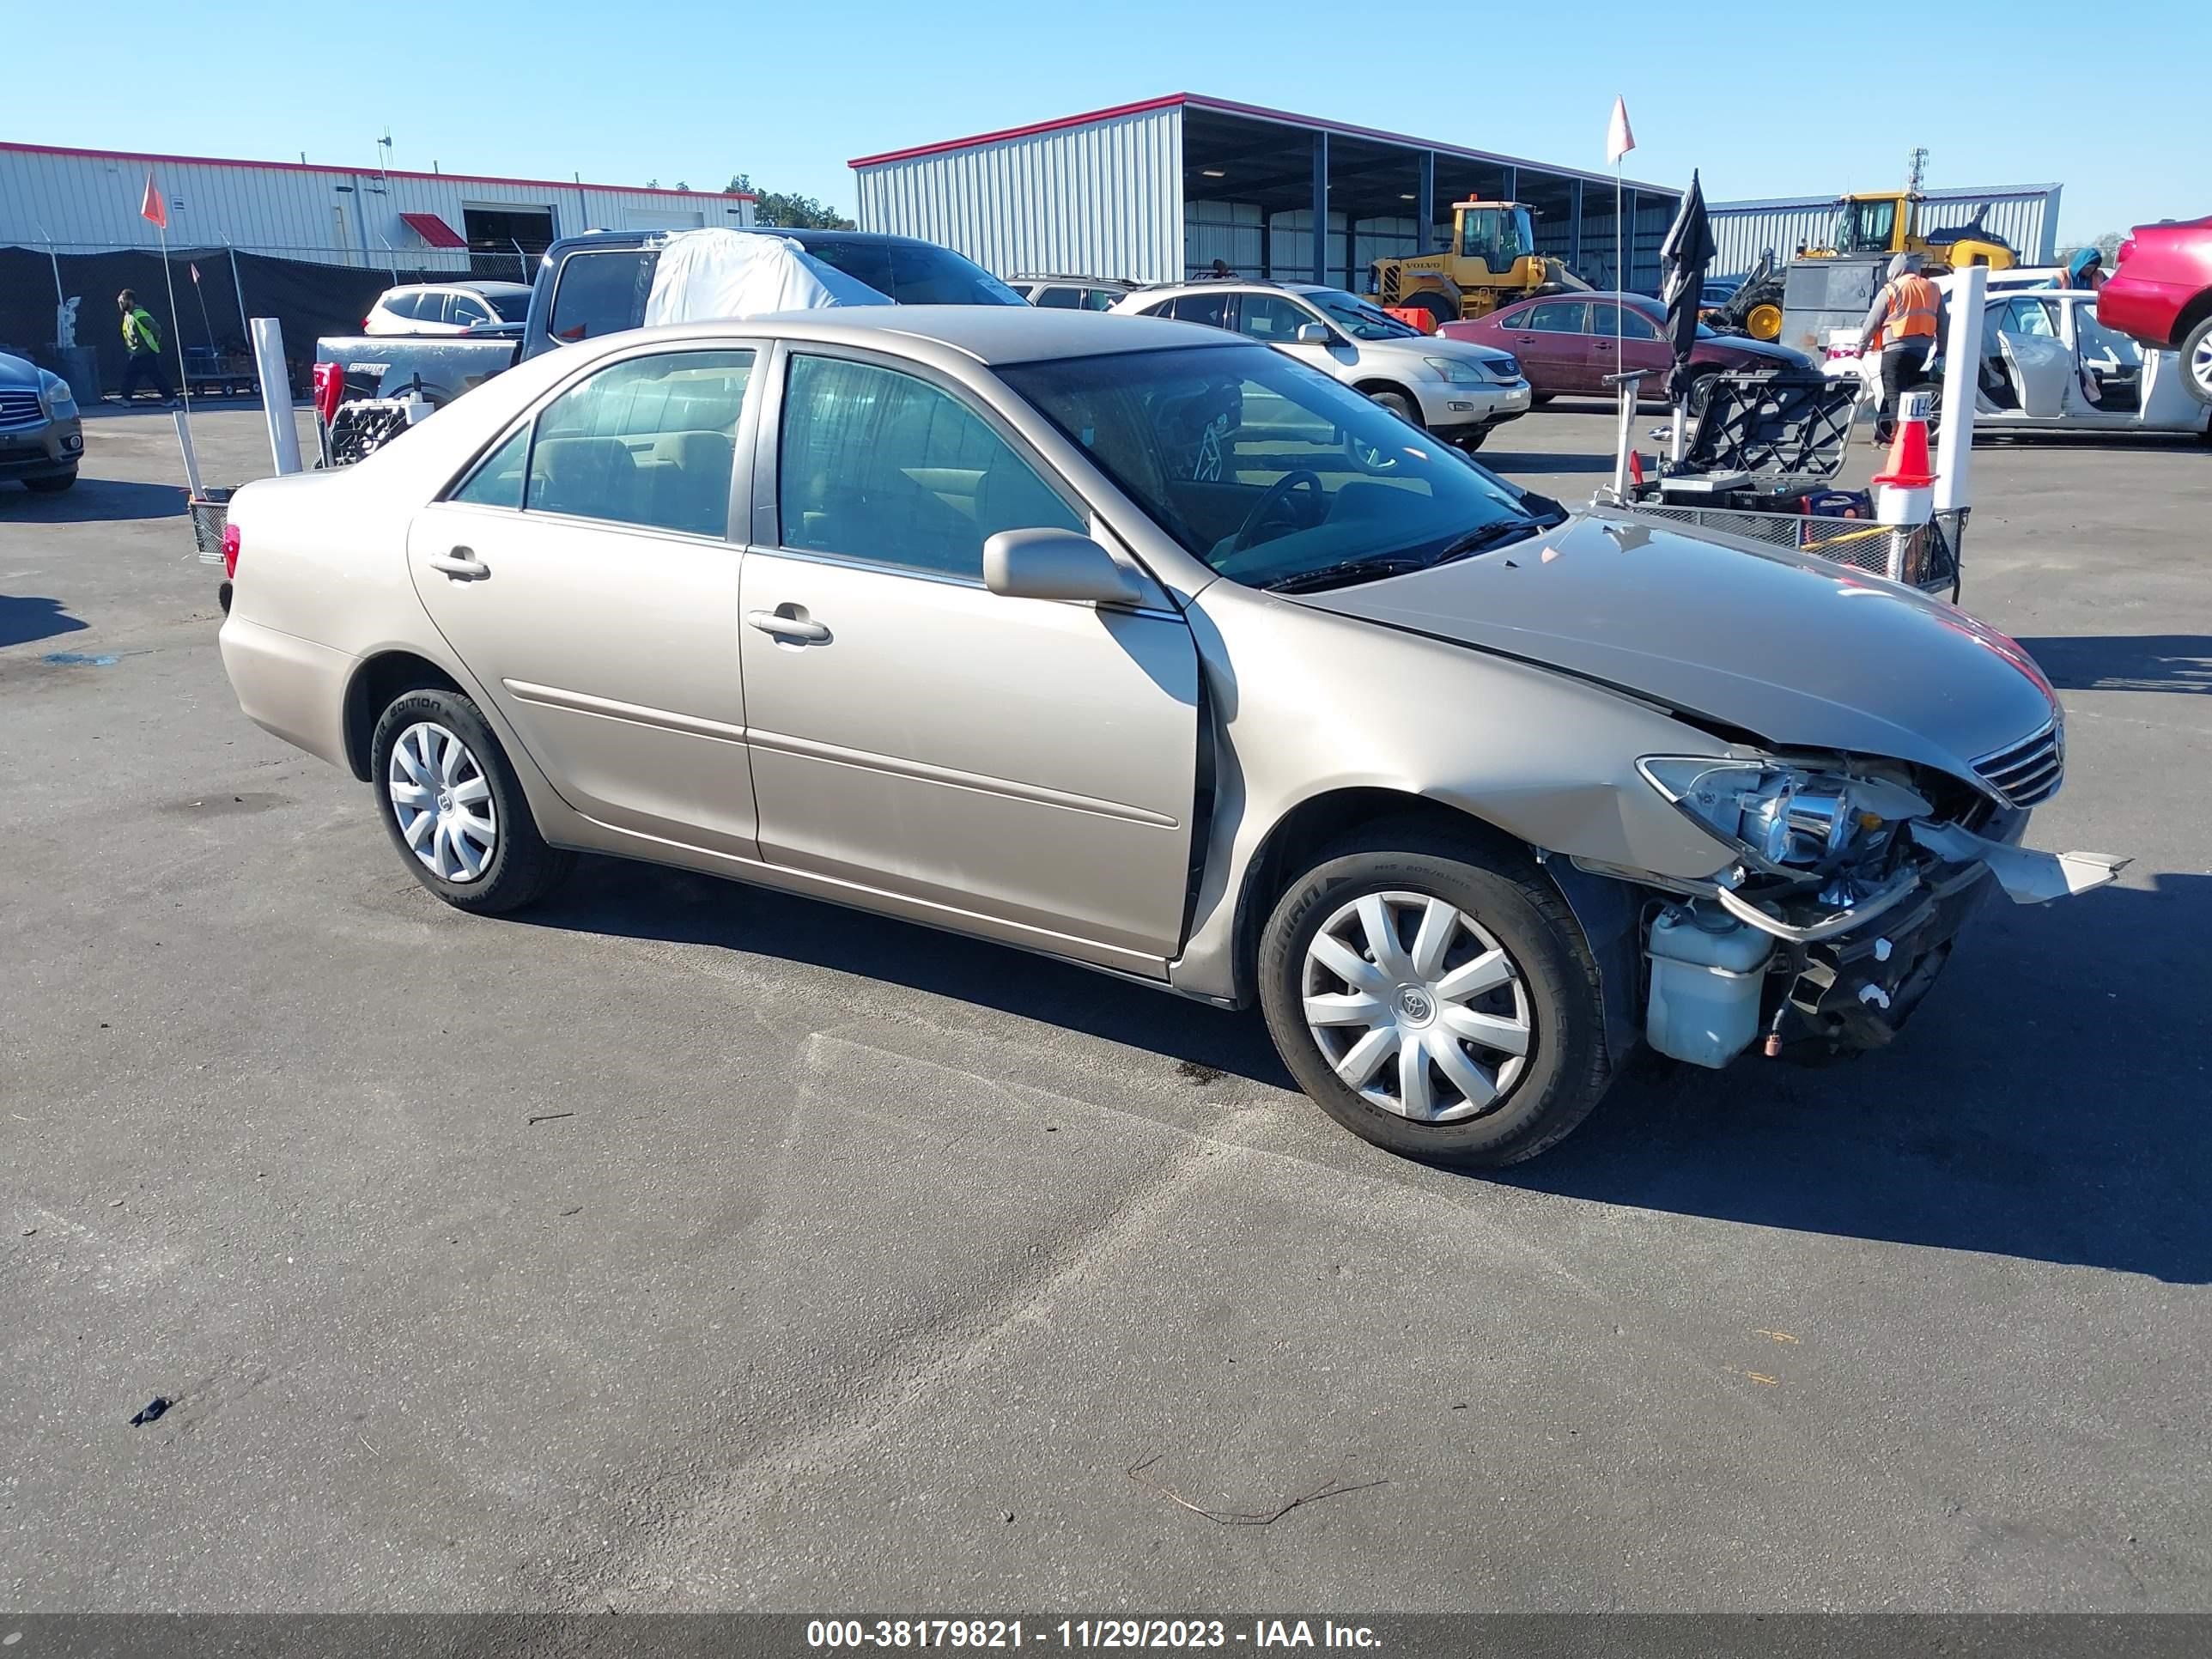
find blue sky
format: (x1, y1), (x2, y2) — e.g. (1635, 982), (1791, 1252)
(15, 0), (2203, 244)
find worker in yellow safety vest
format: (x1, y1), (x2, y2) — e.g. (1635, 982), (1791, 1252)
(1858, 253), (1942, 443)
(116, 289), (176, 406)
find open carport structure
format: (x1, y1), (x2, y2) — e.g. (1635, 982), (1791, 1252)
(850, 93), (1680, 295)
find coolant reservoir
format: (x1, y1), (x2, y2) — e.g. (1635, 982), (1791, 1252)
(1646, 904), (1775, 1069)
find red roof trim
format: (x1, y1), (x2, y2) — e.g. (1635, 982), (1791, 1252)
(848, 94), (1190, 168)
(0, 140), (757, 202)
(398, 211), (467, 249)
(844, 90), (1674, 195)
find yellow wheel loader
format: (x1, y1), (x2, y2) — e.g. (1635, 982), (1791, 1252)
(1370, 200), (1588, 326)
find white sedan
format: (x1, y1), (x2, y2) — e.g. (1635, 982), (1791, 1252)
(1829, 285), (2211, 439)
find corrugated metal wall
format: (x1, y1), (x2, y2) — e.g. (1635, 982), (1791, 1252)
(0, 145), (752, 271)
(1710, 185), (2063, 273)
(854, 106), (1183, 283)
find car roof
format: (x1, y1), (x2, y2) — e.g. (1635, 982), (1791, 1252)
(386, 280), (531, 295)
(599, 306), (1260, 366)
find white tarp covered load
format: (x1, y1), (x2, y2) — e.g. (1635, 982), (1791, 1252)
(641, 230), (889, 326)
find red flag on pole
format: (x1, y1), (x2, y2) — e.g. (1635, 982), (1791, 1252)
(1605, 96), (1636, 167)
(140, 173), (168, 230)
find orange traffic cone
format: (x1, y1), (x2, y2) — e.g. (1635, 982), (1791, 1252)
(1870, 392), (1937, 527)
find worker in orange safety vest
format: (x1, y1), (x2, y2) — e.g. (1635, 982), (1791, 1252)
(1859, 252), (1942, 443)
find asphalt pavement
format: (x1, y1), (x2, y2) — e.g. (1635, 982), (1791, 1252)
(3, 398), (2208, 1613)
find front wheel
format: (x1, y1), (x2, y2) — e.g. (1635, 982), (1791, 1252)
(369, 687), (573, 915)
(23, 471), (77, 494)
(1257, 830), (1612, 1166)
(1455, 424), (1491, 452)
(1368, 387), (1424, 428)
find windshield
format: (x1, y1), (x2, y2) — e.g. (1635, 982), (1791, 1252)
(1835, 198), (1898, 254)
(483, 289), (532, 322)
(1305, 289), (1422, 341)
(1001, 343), (1550, 591)
(1457, 206), (1535, 269)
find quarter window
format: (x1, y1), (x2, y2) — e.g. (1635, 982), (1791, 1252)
(777, 355), (1081, 580)
(452, 423), (530, 510)
(525, 349), (754, 537)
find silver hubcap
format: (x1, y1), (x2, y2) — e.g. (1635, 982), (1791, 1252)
(2192, 336), (2212, 398)
(1302, 890), (1532, 1124)
(387, 721), (498, 883)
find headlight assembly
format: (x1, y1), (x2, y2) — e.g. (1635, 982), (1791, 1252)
(1638, 757), (1877, 871)
(1421, 356), (1489, 386)
(38, 371), (76, 417)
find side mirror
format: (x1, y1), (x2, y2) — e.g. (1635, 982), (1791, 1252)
(982, 528), (1144, 607)
(1295, 322), (1335, 346)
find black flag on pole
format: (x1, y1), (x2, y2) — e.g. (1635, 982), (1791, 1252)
(1658, 170), (1717, 404)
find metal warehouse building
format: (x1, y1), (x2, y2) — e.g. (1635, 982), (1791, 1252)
(850, 94), (1682, 294)
(0, 141), (756, 276)
(1709, 183), (2063, 274)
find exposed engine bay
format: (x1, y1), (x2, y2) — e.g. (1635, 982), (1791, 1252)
(1587, 750), (2126, 1068)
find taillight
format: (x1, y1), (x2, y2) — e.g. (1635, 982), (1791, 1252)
(221, 521), (240, 580)
(312, 361), (344, 424)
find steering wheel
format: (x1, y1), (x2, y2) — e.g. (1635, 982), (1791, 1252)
(1231, 469), (1325, 552)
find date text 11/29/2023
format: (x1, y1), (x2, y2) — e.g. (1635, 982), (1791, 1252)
(805, 1620), (1384, 1649)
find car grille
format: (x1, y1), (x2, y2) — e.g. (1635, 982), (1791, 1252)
(0, 389), (44, 431)
(1972, 721), (2063, 807)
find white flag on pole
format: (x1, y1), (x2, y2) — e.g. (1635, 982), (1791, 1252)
(1606, 96), (1636, 166)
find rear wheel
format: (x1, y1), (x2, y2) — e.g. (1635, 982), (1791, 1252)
(370, 687), (572, 915)
(1257, 828), (1612, 1167)
(2182, 315), (2212, 407)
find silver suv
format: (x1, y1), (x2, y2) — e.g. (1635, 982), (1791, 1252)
(1112, 280), (1531, 447)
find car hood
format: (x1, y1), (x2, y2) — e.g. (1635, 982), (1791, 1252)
(1291, 511), (2059, 782)
(1708, 334), (1813, 368)
(1381, 335), (1508, 365)
(0, 350), (40, 389)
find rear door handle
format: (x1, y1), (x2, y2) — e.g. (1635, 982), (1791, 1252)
(428, 548), (489, 580)
(747, 608), (831, 644)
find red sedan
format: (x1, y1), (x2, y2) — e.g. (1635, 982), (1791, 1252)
(1440, 291), (1813, 402)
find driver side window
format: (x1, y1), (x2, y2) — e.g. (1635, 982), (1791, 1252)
(776, 356), (1083, 580)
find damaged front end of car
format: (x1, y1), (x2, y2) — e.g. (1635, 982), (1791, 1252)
(1577, 744), (2126, 1068)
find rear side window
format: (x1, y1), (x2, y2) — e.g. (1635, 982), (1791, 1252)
(547, 250), (658, 343)
(776, 355), (1080, 580)
(525, 349), (755, 537)
(383, 290), (430, 321)
(1034, 286), (1082, 309)
(1170, 292), (1230, 329)
(1519, 301), (1587, 333)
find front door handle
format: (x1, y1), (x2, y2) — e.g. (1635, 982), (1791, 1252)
(747, 607), (831, 645)
(428, 547), (489, 580)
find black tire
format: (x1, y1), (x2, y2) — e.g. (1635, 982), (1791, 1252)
(1369, 387), (1424, 428)
(1530, 392), (1556, 408)
(1456, 424), (1491, 452)
(1401, 292), (1458, 331)
(1256, 825), (1612, 1167)
(2181, 315), (2212, 408)
(369, 686), (572, 915)
(23, 471), (77, 494)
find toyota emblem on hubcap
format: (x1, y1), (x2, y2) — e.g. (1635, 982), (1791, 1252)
(1398, 988), (1433, 1022)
